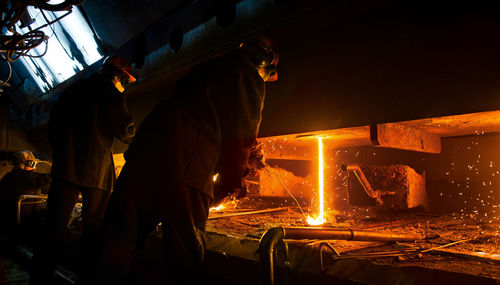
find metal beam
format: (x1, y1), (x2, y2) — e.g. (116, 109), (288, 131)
(371, 123), (441, 153)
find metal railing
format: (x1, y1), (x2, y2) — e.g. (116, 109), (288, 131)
(16, 194), (47, 225)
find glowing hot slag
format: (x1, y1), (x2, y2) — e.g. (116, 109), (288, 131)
(307, 137), (326, 225)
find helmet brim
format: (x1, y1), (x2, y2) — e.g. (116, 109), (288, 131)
(123, 69), (136, 83)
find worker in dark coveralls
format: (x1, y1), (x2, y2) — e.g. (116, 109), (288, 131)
(30, 56), (136, 284)
(0, 150), (50, 239)
(99, 39), (278, 283)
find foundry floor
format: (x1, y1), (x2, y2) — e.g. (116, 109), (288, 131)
(205, 196), (500, 284)
(0, 196), (498, 284)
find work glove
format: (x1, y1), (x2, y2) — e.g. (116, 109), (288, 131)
(248, 143), (266, 170)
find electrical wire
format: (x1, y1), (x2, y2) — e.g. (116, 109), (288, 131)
(35, 9), (72, 33)
(4, 60), (12, 83)
(0, 30), (48, 61)
(0, 0), (79, 62)
(38, 8), (73, 59)
(0, 60), (12, 94)
(22, 36), (48, 59)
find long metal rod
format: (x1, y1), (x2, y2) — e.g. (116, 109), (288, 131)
(208, 207), (289, 220)
(328, 239), (474, 262)
(420, 238), (470, 253)
(429, 249), (500, 264)
(210, 208), (257, 213)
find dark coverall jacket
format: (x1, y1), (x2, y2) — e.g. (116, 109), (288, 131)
(48, 72), (135, 191)
(0, 169), (50, 235)
(31, 72), (135, 284)
(100, 48), (265, 282)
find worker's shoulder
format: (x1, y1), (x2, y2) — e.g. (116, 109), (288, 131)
(213, 49), (246, 69)
(191, 49), (245, 74)
(57, 73), (107, 105)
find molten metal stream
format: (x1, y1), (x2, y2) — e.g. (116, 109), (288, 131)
(307, 137), (325, 225)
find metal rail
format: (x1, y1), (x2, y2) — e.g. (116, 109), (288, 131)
(257, 226), (426, 285)
(208, 207), (289, 220)
(16, 194), (47, 225)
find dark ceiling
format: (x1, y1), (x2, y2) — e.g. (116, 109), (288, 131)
(81, 0), (500, 136)
(2, 0), (500, 154)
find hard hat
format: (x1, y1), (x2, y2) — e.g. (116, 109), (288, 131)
(11, 150), (37, 167)
(103, 56), (136, 83)
(244, 40), (278, 68)
(242, 38), (279, 82)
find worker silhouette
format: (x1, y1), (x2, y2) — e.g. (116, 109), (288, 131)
(0, 150), (50, 241)
(99, 39), (278, 283)
(30, 56), (136, 285)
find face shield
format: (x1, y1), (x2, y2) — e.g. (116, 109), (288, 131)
(261, 53), (278, 82)
(12, 150), (38, 169)
(243, 40), (279, 82)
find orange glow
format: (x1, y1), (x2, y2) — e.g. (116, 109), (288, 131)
(209, 195), (239, 212)
(210, 203), (226, 211)
(212, 173), (220, 183)
(307, 137), (325, 225)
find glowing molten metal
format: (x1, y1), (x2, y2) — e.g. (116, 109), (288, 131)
(307, 137), (325, 225)
(209, 195), (239, 212)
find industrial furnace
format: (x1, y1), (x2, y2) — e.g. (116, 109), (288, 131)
(205, 110), (500, 284)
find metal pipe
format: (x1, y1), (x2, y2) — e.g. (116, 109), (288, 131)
(319, 242), (339, 271)
(17, 194), (47, 225)
(208, 207), (289, 220)
(341, 164), (384, 204)
(258, 226), (425, 285)
(283, 227), (425, 242)
(257, 227), (288, 285)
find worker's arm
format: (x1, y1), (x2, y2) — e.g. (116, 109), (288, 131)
(214, 51), (266, 202)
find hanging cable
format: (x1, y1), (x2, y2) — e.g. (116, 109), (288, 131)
(263, 163), (309, 222)
(38, 9), (74, 59)
(0, 0), (83, 62)
(34, 8), (72, 32)
(0, 61), (12, 94)
(0, 30), (48, 62)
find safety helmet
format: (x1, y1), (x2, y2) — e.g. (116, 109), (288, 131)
(244, 40), (278, 68)
(11, 150), (37, 168)
(242, 39), (278, 82)
(103, 56), (136, 83)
